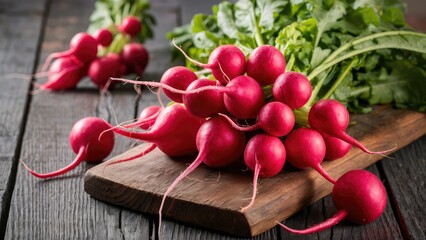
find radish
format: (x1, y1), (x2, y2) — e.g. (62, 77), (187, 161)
(114, 75), (265, 119)
(89, 53), (124, 89)
(158, 116), (246, 233)
(122, 105), (162, 129)
(22, 117), (114, 178)
(159, 66), (197, 103)
(111, 104), (205, 157)
(120, 43), (149, 76)
(119, 16), (142, 37)
(278, 170), (387, 234)
(321, 133), (352, 160)
(308, 99), (395, 154)
(246, 45), (286, 86)
(94, 28), (113, 47)
(173, 42), (246, 84)
(41, 32), (98, 72)
(284, 128), (336, 184)
(273, 71), (312, 109)
(220, 101), (294, 137)
(241, 134), (286, 212)
(38, 57), (84, 91)
(182, 79), (227, 118)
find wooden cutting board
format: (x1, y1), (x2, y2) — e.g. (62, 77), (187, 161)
(84, 105), (426, 237)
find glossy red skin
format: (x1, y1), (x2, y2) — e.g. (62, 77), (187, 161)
(160, 66), (197, 103)
(183, 79), (227, 118)
(246, 45), (286, 86)
(69, 117), (114, 163)
(119, 16), (142, 37)
(284, 128), (326, 169)
(42, 57), (83, 90)
(333, 170), (387, 224)
(224, 75), (265, 119)
(321, 133), (352, 160)
(94, 28), (113, 47)
(273, 71), (312, 109)
(244, 134), (286, 177)
(258, 101), (295, 137)
(138, 105), (161, 130)
(120, 43), (149, 76)
(88, 54), (123, 89)
(309, 99), (350, 135)
(208, 45), (246, 85)
(196, 116), (246, 168)
(69, 32), (98, 63)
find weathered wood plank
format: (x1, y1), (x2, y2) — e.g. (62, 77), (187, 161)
(279, 165), (403, 240)
(4, 0), (143, 239)
(380, 135), (426, 240)
(0, 0), (46, 13)
(0, 9), (45, 237)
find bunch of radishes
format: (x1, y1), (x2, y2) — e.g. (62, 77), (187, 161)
(38, 16), (149, 91)
(23, 43), (392, 235)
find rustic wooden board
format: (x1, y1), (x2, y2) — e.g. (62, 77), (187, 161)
(84, 106), (426, 237)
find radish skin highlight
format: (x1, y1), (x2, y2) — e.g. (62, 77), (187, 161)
(246, 45), (286, 86)
(22, 117), (114, 178)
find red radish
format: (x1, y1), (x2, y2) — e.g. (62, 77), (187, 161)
(94, 28), (113, 47)
(119, 16), (142, 37)
(273, 72), (312, 109)
(284, 128), (336, 184)
(159, 66), (197, 103)
(309, 99), (395, 154)
(278, 170), (387, 234)
(38, 57), (84, 91)
(120, 43), (149, 76)
(241, 134), (286, 212)
(41, 32), (98, 72)
(113, 75), (265, 119)
(246, 45), (286, 86)
(321, 133), (352, 160)
(158, 116), (246, 232)
(22, 117), (114, 178)
(123, 105), (162, 129)
(182, 79), (227, 118)
(111, 104), (205, 157)
(89, 53), (124, 89)
(173, 41), (246, 84)
(104, 143), (157, 168)
(220, 101), (294, 137)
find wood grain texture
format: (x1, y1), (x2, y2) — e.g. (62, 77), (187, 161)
(380, 135), (426, 240)
(0, 10), (45, 236)
(84, 106), (426, 237)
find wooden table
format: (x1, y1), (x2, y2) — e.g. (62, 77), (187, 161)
(0, 0), (424, 239)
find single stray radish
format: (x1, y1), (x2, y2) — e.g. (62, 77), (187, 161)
(242, 134), (286, 212)
(309, 99), (395, 154)
(41, 32), (98, 72)
(159, 66), (197, 103)
(173, 41), (246, 84)
(120, 43), (149, 76)
(278, 170), (387, 234)
(22, 117), (114, 178)
(220, 101), (294, 137)
(273, 71), (312, 109)
(110, 104), (205, 157)
(113, 75), (265, 119)
(182, 79), (227, 118)
(246, 45), (286, 86)
(38, 57), (85, 91)
(158, 116), (246, 234)
(284, 128), (336, 183)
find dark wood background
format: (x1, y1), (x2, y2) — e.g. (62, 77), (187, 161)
(0, 0), (425, 239)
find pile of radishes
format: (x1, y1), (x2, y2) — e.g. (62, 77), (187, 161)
(23, 43), (393, 235)
(37, 16), (149, 91)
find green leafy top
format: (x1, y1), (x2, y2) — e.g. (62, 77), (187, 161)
(167, 0), (426, 113)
